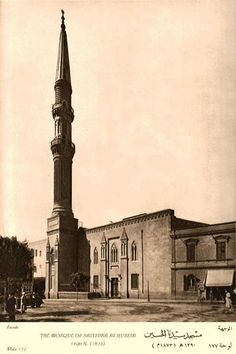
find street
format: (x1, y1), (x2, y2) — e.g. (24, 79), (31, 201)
(2, 299), (236, 322)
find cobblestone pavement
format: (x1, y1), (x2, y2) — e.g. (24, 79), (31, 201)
(1, 300), (236, 322)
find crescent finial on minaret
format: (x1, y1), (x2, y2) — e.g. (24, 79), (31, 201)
(61, 9), (65, 29)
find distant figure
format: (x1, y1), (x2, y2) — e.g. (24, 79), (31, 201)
(232, 288), (236, 306)
(198, 283), (206, 302)
(197, 286), (202, 302)
(6, 293), (16, 321)
(0, 292), (4, 315)
(16, 292), (21, 310)
(225, 291), (233, 312)
(30, 292), (36, 308)
(30, 292), (43, 308)
(20, 292), (27, 313)
(35, 293), (43, 308)
(209, 288), (213, 303)
(201, 287), (206, 301)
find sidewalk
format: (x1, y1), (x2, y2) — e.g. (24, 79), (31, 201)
(44, 297), (223, 304)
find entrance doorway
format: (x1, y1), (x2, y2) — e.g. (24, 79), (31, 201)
(111, 278), (119, 297)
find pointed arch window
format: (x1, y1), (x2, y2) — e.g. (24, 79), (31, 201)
(55, 120), (58, 136)
(121, 241), (127, 257)
(50, 248), (54, 264)
(111, 243), (118, 263)
(131, 241), (137, 261)
(93, 247), (98, 264)
(58, 120), (62, 135)
(101, 244), (106, 259)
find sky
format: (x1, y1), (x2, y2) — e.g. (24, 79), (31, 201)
(0, 0), (236, 242)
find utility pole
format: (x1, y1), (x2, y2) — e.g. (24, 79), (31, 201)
(147, 280), (150, 302)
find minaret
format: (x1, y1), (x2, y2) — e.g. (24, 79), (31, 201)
(51, 9), (74, 216)
(46, 10), (78, 299)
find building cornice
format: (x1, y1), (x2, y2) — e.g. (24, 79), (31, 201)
(174, 222), (235, 239)
(86, 209), (174, 234)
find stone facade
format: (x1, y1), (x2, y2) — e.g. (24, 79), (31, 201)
(86, 209), (173, 298)
(46, 215), (78, 298)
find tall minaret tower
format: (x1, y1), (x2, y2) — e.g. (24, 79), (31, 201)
(46, 10), (78, 299)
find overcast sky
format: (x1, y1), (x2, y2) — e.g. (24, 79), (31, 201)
(0, 0), (236, 242)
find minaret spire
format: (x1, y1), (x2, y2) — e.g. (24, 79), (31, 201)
(55, 9), (71, 86)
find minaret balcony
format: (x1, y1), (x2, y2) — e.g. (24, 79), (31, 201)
(52, 102), (74, 122)
(50, 136), (75, 157)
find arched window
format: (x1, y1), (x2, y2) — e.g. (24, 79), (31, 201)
(131, 241), (137, 261)
(111, 243), (118, 263)
(93, 247), (98, 264)
(55, 120), (58, 136)
(184, 274), (199, 291)
(121, 241), (126, 257)
(50, 248), (54, 264)
(101, 244), (106, 259)
(58, 120), (62, 135)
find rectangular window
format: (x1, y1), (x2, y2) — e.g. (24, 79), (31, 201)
(35, 249), (37, 257)
(33, 265), (37, 273)
(93, 275), (99, 288)
(216, 242), (226, 261)
(186, 243), (195, 262)
(131, 273), (139, 289)
(39, 250), (42, 257)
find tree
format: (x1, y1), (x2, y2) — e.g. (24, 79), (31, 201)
(0, 235), (33, 294)
(70, 272), (90, 300)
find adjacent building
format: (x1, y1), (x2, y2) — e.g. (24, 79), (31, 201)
(29, 239), (47, 279)
(172, 221), (236, 299)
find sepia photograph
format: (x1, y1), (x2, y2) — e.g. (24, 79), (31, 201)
(0, 0), (236, 344)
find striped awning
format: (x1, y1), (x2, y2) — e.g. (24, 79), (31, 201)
(205, 269), (234, 287)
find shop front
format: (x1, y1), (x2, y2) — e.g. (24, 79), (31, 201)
(205, 269), (235, 301)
